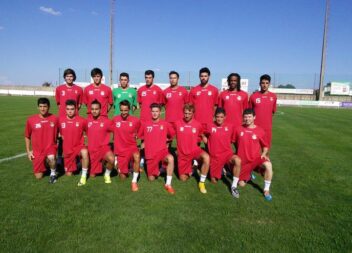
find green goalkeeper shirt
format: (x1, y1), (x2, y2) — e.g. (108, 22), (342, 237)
(112, 87), (138, 115)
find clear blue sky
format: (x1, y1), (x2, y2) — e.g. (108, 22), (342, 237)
(0, 0), (351, 88)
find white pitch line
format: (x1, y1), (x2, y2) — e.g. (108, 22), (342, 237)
(0, 152), (27, 164)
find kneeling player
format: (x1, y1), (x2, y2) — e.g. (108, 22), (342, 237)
(58, 100), (89, 177)
(138, 103), (175, 194)
(203, 108), (241, 198)
(111, 100), (141, 192)
(84, 100), (115, 185)
(25, 97), (58, 183)
(233, 109), (273, 201)
(174, 104), (210, 194)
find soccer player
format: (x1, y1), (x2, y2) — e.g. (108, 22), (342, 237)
(111, 100), (141, 192)
(203, 108), (241, 198)
(55, 68), (83, 117)
(137, 70), (163, 122)
(137, 103), (175, 194)
(249, 74), (277, 147)
(85, 100), (115, 184)
(24, 98), (58, 183)
(189, 67), (218, 131)
(174, 104), (210, 194)
(112, 72), (138, 116)
(83, 68), (113, 118)
(58, 100), (89, 177)
(233, 108), (273, 201)
(218, 73), (248, 128)
(163, 71), (189, 127)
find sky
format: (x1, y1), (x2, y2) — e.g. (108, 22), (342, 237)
(0, 0), (351, 89)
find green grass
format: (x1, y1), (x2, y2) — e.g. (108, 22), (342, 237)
(0, 96), (351, 252)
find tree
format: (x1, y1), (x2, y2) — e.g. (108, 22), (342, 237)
(42, 82), (52, 87)
(278, 84), (295, 89)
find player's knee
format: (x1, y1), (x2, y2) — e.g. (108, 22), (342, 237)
(34, 173), (43, 179)
(238, 180), (246, 187)
(234, 156), (241, 166)
(66, 172), (73, 176)
(133, 152), (140, 161)
(47, 155), (55, 164)
(148, 176), (155, 181)
(81, 149), (88, 158)
(263, 161), (272, 172)
(166, 154), (174, 164)
(201, 153), (210, 165)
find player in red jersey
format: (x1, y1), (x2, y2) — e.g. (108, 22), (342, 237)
(85, 100), (115, 185)
(138, 103), (175, 194)
(55, 68), (83, 117)
(202, 108), (241, 198)
(218, 73), (248, 128)
(83, 68), (113, 118)
(174, 104), (210, 194)
(233, 108), (273, 201)
(58, 100), (89, 177)
(24, 98), (58, 183)
(137, 70), (164, 122)
(111, 100), (141, 192)
(249, 74), (277, 147)
(189, 67), (218, 131)
(163, 71), (189, 127)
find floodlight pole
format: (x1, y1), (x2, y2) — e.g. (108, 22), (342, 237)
(109, 0), (115, 87)
(318, 0), (329, 100)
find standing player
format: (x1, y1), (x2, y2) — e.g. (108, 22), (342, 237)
(189, 67), (218, 131)
(138, 103), (175, 194)
(58, 100), (89, 177)
(218, 73), (248, 128)
(137, 70), (163, 122)
(233, 109), (273, 201)
(203, 108), (241, 198)
(55, 68), (83, 117)
(112, 72), (138, 116)
(25, 98), (58, 183)
(249, 74), (277, 147)
(84, 100), (115, 185)
(163, 71), (189, 127)
(174, 104), (210, 194)
(111, 100), (141, 192)
(83, 68), (113, 118)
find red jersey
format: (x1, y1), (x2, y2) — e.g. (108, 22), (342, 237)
(205, 122), (235, 157)
(249, 91), (277, 130)
(138, 120), (174, 159)
(24, 114), (58, 155)
(174, 119), (203, 155)
(163, 86), (189, 123)
(233, 125), (268, 164)
(86, 117), (111, 152)
(111, 115), (140, 155)
(83, 84), (113, 117)
(137, 84), (163, 121)
(189, 84), (218, 124)
(55, 84), (83, 117)
(58, 116), (86, 155)
(218, 90), (248, 128)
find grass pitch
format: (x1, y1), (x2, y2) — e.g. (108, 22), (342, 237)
(0, 96), (351, 252)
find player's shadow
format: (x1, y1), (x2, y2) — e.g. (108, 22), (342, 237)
(247, 180), (264, 194)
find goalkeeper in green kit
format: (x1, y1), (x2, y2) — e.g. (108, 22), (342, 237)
(113, 72), (138, 115)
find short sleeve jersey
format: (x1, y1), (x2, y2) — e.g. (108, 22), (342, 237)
(249, 91), (277, 130)
(205, 122), (235, 157)
(58, 116), (87, 155)
(83, 84), (113, 117)
(137, 84), (163, 121)
(189, 84), (218, 124)
(86, 117), (111, 152)
(55, 84), (83, 117)
(218, 90), (248, 128)
(174, 119), (203, 156)
(112, 87), (138, 115)
(163, 86), (189, 123)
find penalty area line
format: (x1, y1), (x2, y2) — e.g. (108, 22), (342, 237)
(0, 152), (27, 164)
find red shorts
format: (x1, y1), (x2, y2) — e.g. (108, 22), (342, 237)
(178, 147), (204, 176)
(32, 145), (57, 174)
(210, 151), (234, 179)
(64, 145), (86, 173)
(89, 145), (112, 175)
(116, 148), (139, 174)
(239, 157), (268, 181)
(146, 149), (169, 177)
(264, 128), (272, 148)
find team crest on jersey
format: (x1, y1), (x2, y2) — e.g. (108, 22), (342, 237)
(101, 91), (105, 96)
(180, 127), (184, 132)
(196, 91), (201, 96)
(100, 123), (104, 127)
(256, 98), (261, 103)
(76, 122), (79, 127)
(35, 123), (41, 128)
(211, 127), (217, 133)
(116, 122), (121, 128)
(61, 123), (66, 128)
(252, 134), (257, 140)
(225, 127), (228, 131)
(61, 90), (65, 96)
(208, 91), (212, 96)
(226, 95), (230, 100)
(50, 122), (55, 127)
(237, 96), (242, 101)
(141, 91), (146, 96)
(192, 128), (196, 133)
(270, 97), (274, 101)
(166, 93), (172, 98)
(240, 131), (244, 136)
(89, 90), (93, 95)
(88, 122), (93, 128)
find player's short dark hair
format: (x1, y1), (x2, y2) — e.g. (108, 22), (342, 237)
(91, 99), (101, 108)
(120, 72), (129, 79)
(227, 73), (241, 90)
(150, 103), (162, 110)
(63, 68), (76, 81)
(215, 107), (226, 116)
(91, 68), (103, 77)
(260, 74), (271, 83)
(37, 97), (50, 107)
(199, 67), (210, 76)
(65, 99), (76, 108)
(145, 70), (155, 78)
(119, 100), (131, 109)
(243, 108), (255, 116)
(169, 71), (179, 78)
(183, 103), (195, 112)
